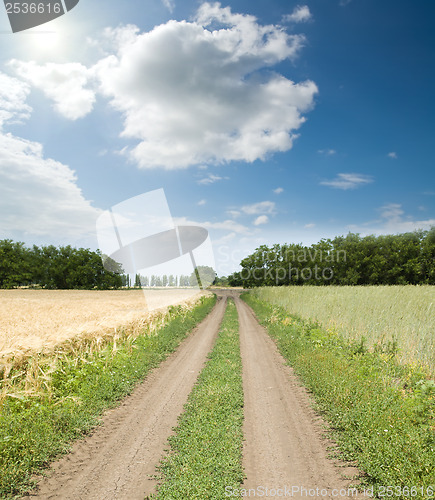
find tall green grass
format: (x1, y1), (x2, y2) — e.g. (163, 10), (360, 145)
(252, 286), (435, 373)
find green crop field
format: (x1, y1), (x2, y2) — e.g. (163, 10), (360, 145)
(251, 285), (435, 373)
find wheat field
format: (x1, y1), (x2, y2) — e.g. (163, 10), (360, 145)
(0, 288), (205, 362)
(252, 285), (435, 372)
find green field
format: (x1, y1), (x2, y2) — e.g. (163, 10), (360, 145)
(243, 291), (435, 497)
(252, 285), (435, 373)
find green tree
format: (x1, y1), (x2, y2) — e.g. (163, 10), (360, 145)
(189, 266), (216, 288)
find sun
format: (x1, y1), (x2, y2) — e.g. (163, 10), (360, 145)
(31, 30), (61, 52)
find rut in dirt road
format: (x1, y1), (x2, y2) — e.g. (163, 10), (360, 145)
(26, 295), (228, 500)
(236, 295), (361, 499)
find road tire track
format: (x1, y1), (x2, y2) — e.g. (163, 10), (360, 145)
(25, 295), (227, 500)
(235, 295), (361, 499)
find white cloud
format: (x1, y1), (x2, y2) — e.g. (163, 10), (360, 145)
(212, 231), (237, 246)
(161, 0), (175, 13)
(197, 173), (228, 185)
(388, 152), (398, 159)
(379, 203), (403, 220)
(241, 201), (276, 215)
(253, 215), (269, 226)
(273, 187), (284, 194)
(318, 148), (336, 156)
(0, 133), (100, 239)
(95, 5), (316, 169)
(320, 173), (373, 190)
(347, 203), (435, 236)
(227, 210), (241, 218)
(282, 6), (312, 24)
(0, 71), (100, 241)
(198, 199), (207, 206)
(0, 72), (31, 128)
(9, 61), (96, 120)
(12, 3), (317, 169)
(304, 223), (316, 228)
(174, 216), (250, 235)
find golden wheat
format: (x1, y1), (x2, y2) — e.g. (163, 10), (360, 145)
(0, 288), (205, 361)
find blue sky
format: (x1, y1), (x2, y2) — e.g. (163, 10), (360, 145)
(0, 0), (434, 276)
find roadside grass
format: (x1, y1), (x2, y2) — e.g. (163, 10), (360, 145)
(242, 293), (435, 498)
(0, 295), (216, 499)
(154, 298), (244, 499)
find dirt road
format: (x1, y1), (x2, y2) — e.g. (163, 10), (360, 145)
(235, 294), (361, 498)
(27, 295), (227, 500)
(26, 291), (360, 499)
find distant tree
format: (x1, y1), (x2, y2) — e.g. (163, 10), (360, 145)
(189, 266), (217, 288)
(214, 276), (229, 286)
(179, 275), (189, 287)
(162, 274), (168, 287)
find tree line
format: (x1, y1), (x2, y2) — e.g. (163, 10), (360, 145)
(133, 266), (216, 288)
(0, 240), (124, 289)
(227, 228), (435, 287)
(0, 240), (217, 290)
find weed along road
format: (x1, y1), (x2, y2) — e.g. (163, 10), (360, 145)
(26, 295), (227, 500)
(26, 290), (361, 499)
(235, 293), (362, 499)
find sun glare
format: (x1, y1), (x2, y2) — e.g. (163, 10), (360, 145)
(32, 30), (61, 51)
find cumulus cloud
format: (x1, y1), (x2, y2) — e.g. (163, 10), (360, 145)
(253, 215), (269, 226)
(0, 133), (100, 239)
(320, 173), (373, 190)
(273, 187), (284, 194)
(0, 71), (99, 240)
(9, 61), (96, 120)
(11, 3), (317, 169)
(0, 72), (31, 128)
(282, 6), (312, 24)
(388, 152), (398, 159)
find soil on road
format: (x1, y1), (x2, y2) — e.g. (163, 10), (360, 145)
(26, 295), (227, 500)
(235, 294), (361, 499)
(25, 291), (361, 499)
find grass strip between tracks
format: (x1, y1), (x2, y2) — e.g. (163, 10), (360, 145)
(154, 298), (244, 499)
(0, 295), (216, 499)
(242, 292), (435, 499)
